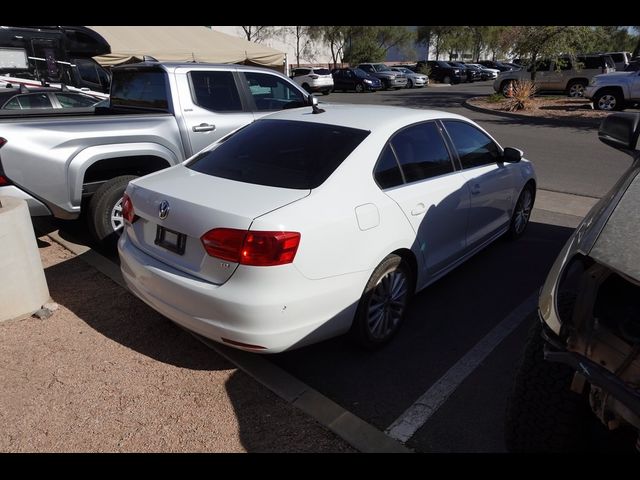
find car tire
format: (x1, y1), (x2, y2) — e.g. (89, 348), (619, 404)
(406, 78), (413, 88)
(507, 182), (535, 240)
(323, 89), (331, 96)
(567, 80), (587, 98)
(593, 89), (624, 111)
(443, 75), (451, 84)
(355, 83), (364, 93)
(505, 319), (598, 452)
(350, 254), (413, 349)
(87, 174), (138, 246)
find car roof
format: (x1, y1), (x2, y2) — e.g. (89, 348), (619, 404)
(259, 104), (471, 133)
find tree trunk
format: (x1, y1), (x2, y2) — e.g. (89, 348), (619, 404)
(529, 52), (538, 82)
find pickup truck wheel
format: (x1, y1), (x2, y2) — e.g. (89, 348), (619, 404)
(350, 254), (412, 349)
(567, 80), (587, 97)
(593, 89), (624, 111)
(504, 319), (595, 452)
(87, 175), (138, 245)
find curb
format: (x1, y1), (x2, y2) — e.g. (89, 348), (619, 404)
(46, 230), (412, 453)
(463, 98), (603, 128)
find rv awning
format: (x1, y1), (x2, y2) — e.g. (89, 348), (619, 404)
(89, 26), (285, 68)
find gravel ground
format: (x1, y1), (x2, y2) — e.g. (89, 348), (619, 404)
(0, 236), (356, 453)
(467, 96), (612, 121)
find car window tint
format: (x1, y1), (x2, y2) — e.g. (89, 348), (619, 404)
(390, 122), (453, 183)
(4, 93), (53, 109)
(443, 120), (500, 169)
(76, 60), (100, 84)
(190, 71), (242, 112)
(188, 119), (370, 189)
(55, 93), (97, 108)
(244, 72), (305, 112)
(314, 69), (330, 75)
(374, 144), (403, 189)
(111, 69), (169, 111)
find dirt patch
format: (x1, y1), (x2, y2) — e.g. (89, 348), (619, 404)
(0, 237), (355, 452)
(467, 96), (611, 121)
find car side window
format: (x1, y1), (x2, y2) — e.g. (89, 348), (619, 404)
(55, 93), (97, 108)
(244, 72), (305, 112)
(3, 93), (53, 109)
(190, 71), (242, 112)
(374, 144), (404, 189)
(443, 120), (501, 169)
(390, 122), (454, 183)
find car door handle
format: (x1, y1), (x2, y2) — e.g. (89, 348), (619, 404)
(411, 203), (426, 216)
(192, 123), (216, 132)
(470, 184), (481, 195)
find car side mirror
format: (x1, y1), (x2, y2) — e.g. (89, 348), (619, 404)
(503, 147), (523, 163)
(598, 112), (640, 155)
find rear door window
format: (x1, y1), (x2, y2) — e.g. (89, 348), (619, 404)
(110, 69), (169, 111)
(188, 119), (370, 189)
(3, 93), (53, 109)
(54, 93), (98, 108)
(189, 71), (242, 112)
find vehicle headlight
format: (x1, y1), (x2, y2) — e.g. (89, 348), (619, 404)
(363, 79), (372, 84)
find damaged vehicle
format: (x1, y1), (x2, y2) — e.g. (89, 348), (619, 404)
(505, 112), (640, 452)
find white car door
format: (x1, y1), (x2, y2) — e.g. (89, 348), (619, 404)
(442, 120), (515, 249)
(376, 121), (470, 277)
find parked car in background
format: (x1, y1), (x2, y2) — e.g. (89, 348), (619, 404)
(448, 62), (479, 82)
(390, 66), (428, 88)
(0, 86), (101, 109)
(505, 112), (640, 453)
(0, 61), (310, 244)
(357, 63), (407, 90)
(118, 103), (536, 354)
(494, 54), (616, 97)
(331, 67), (382, 92)
(584, 68), (640, 111)
(425, 60), (464, 84)
(465, 63), (499, 80)
(604, 51), (632, 71)
(290, 66), (334, 95)
(478, 60), (515, 72)
(625, 60), (640, 72)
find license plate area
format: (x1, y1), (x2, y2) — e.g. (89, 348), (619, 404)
(154, 225), (186, 255)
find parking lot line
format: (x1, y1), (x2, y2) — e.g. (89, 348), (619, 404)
(384, 290), (538, 443)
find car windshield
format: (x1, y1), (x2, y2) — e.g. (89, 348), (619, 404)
(353, 68), (369, 78)
(373, 64), (392, 71)
(188, 119), (370, 189)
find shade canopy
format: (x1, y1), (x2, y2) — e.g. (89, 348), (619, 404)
(89, 26), (285, 69)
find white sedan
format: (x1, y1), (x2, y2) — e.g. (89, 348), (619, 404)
(118, 104), (536, 353)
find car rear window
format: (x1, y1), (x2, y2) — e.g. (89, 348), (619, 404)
(188, 119), (370, 189)
(110, 68), (169, 111)
(313, 69), (331, 75)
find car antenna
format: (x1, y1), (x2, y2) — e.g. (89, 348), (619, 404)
(310, 95), (325, 114)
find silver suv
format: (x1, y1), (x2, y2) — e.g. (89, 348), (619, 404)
(290, 67), (334, 95)
(493, 54), (616, 97)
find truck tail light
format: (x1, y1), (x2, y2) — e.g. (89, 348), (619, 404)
(200, 228), (300, 266)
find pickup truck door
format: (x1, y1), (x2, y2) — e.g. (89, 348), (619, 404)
(174, 67), (255, 156)
(631, 71), (640, 100)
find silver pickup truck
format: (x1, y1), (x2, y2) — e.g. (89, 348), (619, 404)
(585, 69), (640, 111)
(0, 61), (310, 243)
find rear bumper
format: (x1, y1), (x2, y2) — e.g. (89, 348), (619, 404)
(118, 233), (369, 353)
(0, 185), (51, 216)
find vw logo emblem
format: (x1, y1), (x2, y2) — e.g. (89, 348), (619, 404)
(158, 200), (170, 220)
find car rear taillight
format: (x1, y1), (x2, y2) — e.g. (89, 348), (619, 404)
(201, 228), (301, 266)
(0, 138), (10, 186)
(0, 138), (6, 148)
(121, 193), (138, 224)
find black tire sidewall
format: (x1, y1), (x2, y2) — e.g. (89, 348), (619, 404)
(507, 183), (535, 240)
(350, 254), (413, 349)
(87, 175), (138, 244)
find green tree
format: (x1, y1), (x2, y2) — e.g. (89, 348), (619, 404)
(317, 26), (349, 68)
(509, 26), (592, 81)
(632, 26), (640, 58)
(343, 26), (414, 65)
(240, 26), (277, 43)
